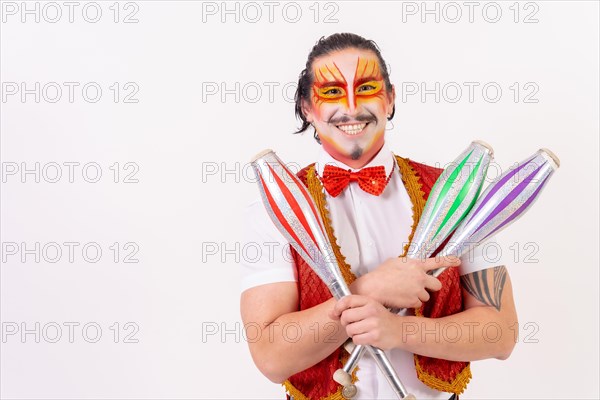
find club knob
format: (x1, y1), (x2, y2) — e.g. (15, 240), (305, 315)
(333, 369), (352, 386)
(341, 384), (357, 399)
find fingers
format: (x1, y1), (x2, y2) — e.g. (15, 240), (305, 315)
(345, 318), (392, 350)
(418, 289), (430, 303)
(331, 295), (370, 319)
(424, 275), (443, 292)
(345, 319), (371, 338)
(334, 297), (389, 331)
(339, 307), (364, 327)
(421, 255), (461, 272)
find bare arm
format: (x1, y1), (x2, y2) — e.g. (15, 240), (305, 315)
(240, 281), (349, 383)
(334, 266), (519, 361)
(396, 266), (518, 360)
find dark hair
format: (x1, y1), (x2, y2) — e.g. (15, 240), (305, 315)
(294, 33), (395, 143)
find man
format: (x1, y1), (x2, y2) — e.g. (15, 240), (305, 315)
(240, 33), (517, 399)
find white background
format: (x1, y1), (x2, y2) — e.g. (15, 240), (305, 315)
(1, 1), (598, 398)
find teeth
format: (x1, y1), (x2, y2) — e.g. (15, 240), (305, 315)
(337, 123), (367, 135)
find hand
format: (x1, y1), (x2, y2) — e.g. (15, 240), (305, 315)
(354, 256), (461, 309)
(331, 295), (399, 350)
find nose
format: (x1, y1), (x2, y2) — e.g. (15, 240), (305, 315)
(346, 90), (358, 115)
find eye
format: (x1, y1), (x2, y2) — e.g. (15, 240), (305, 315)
(317, 86), (346, 99)
(356, 81), (383, 96)
(358, 84), (376, 92)
(324, 88), (342, 95)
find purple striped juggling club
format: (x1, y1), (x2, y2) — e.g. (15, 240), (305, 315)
(337, 141), (494, 388)
(432, 148), (560, 267)
(250, 149), (415, 400)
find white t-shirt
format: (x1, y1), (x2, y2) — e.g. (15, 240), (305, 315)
(241, 143), (504, 399)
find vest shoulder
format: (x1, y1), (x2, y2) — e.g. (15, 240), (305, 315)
(296, 163), (316, 185)
(405, 158), (443, 176)
(395, 155), (443, 193)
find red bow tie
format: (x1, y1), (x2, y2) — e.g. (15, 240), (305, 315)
(321, 163), (394, 197)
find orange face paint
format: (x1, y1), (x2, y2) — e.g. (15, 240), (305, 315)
(312, 56), (386, 111)
(312, 61), (349, 108)
(352, 57), (387, 107)
(304, 49), (395, 169)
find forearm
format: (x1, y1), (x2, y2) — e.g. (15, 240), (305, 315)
(394, 306), (517, 361)
(249, 297), (348, 383)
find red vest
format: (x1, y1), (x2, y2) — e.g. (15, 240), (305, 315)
(283, 157), (470, 399)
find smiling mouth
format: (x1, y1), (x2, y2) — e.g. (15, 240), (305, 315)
(335, 122), (369, 136)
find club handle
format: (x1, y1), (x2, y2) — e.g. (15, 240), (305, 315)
(334, 343), (411, 398)
(366, 344), (411, 398)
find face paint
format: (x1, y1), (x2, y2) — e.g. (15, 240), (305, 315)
(312, 62), (349, 108)
(353, 57), (387, 107)
(304, 49), (394, 169)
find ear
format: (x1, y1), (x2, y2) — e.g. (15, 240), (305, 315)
(301, 99), (314, 123)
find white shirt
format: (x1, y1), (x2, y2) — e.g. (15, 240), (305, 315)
(241, 143), (503, 399)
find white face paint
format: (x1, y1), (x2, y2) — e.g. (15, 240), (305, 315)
(303, 48), (395, 168)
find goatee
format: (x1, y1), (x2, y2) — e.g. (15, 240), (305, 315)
(350, 147), (363, 160)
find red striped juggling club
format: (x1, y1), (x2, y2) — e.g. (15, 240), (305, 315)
(250, 149), (415, 400)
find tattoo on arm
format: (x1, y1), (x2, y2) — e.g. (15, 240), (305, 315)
(460, 266), (507, 311)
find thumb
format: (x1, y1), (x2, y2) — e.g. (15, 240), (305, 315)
(329, 306), (341, 321)
(423, 255), (461, 271)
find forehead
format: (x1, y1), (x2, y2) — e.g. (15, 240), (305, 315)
(311, 48), (381, 83)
